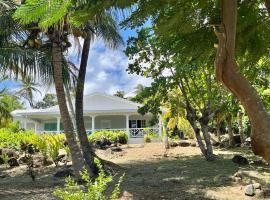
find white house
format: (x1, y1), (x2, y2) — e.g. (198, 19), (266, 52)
(11, 92), (164, 144)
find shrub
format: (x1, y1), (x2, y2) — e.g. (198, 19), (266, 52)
(89, 131), (128, 144)
(46, 134), (63, 166)
(53, 160), (125, 200)
(177, 117), (195, 139)
(0, 128), (38, 151)
(144, 128), (159, 143)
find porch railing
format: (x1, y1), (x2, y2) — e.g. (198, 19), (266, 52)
(37, 127), (160, 138)
(129, 128), (159, 138)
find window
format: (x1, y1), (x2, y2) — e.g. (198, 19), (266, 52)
(129, 120), (146, 128)
(100, 120), (111, 129)
(44, 122), (63, 131)
(44, 123), (57, 131)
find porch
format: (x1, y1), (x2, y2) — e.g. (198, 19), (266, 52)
(18, 113), (162, 143)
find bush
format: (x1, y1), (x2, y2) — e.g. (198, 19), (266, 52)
(144, 128), (159, 143)
(177, 117), (195, 139)
(88, 131), (128, 144)
(53, 160), (125, 200)
(0, 128), (38, 151)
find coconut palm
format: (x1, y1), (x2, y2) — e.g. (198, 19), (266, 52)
(16, 76), (42, 108)
(14, 0), (123, 178)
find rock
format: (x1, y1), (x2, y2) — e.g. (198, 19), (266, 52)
(232, 176), (242, 183)
(0, 148), (18, 158)
(54, 168), (74, 178)
(8, 157), (19, 167)
(32, 155), (53, 167)
(0, 157), (4, 165)
(111, 147), (122, 152)
(95, 138), (112, 149)
(253, 183), (261, 190)
(245, 184), (255, 196)
(233, 171), (243, 179)
(0, 174), (8, 178)
(233, 134), (241, 145)
(170, 141), (178, 147)
(190, 142), (197, 147)
(177, 141), (191, 147)
(232, 155), (249, 165)
(18, 156), (29, 164)
(55, 154), (66, 163)
(212, 142), (220, 147)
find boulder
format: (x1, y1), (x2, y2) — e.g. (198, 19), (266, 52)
(232, 155), (249, 165)
(170, 141), (178, 147)
(190, 142), (197, 147)
(245, 184), (255, 196)
(18, 156), (28, 164)
(95, 138), (112, 149)
(233, 134), (241, 145)
(253, 183), (261, 190)
(177, 140), (191, 147)
(0, 157), (4, 165)
(54, 168), (74, 178)
(0, 148), (18, 158)
(8, 157), (19, 167)
(111, 147), (122, 152)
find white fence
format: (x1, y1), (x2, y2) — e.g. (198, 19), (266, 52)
(37, 127), (160, 138)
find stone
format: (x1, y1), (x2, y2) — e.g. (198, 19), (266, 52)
(170, 141), (178, 147)
(190, 142), (197, 147)
(232, 155), (249, 165)
(253, 183), (261, 190)
(0, 156), (4, 165)
(245, 184), (255, 196)
(8, 157), (19, 167)
(0, 148), (18, 158)
(54, 168), (74, 178)
(177, 140), (191, 147)
(111, 147), (122, 152)
(18, 156), (29, 164)
(233, 134), (241, 145)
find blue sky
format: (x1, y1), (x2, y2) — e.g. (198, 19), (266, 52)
(0, 27), (152, 102)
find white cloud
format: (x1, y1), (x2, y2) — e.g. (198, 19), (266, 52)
(32, 38), (152, 103)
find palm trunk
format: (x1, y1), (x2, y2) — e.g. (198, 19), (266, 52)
(238, 111), (245, 144)
(64, 85), (77, 134)
(75, 35), (98, 177)
(52, 41), (84, 180)
(215, 0), (270, 162)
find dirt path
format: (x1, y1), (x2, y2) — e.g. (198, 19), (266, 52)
(0, 143), (269, 200)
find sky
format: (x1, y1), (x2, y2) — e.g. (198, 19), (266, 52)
(0, 27), (152, 103)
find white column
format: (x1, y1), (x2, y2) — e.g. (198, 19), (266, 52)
(57, 117), (61, 133)
(23, 118), (27, 130)
(126, 114), (130, 141)
(91, 116), (95, 134)
(159, 114), (163, 139)
(34, 122), (38, 133)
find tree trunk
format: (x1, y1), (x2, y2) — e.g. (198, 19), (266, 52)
(52, 41), (85, 180)
(186, 108), (208, 158)
(226, 115), (235, 147)
(163, 120), (169, 149)
(199, 121), (215, 161)
(216, 120), (221, 142)
(64, 84), (77, 134)
(215, 0), (270, 162)
(238, 111), (245, 144)
(75, 35), (98, 177)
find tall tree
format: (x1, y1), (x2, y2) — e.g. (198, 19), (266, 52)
(215, 1), (270, 162)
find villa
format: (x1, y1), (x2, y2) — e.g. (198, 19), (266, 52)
(11, 92), (163, 144)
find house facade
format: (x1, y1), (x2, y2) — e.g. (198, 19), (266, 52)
(11, 92), (164, 143)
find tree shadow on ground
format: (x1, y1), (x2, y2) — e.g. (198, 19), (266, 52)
(115, 154), (242, 199)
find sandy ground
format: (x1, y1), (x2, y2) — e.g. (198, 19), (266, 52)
(0, 143), (270, 200)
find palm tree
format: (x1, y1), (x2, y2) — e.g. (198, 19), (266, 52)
(0, 0), (86, 180)
(13, 0), (123, 178)
(16, 76), (42, 108)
